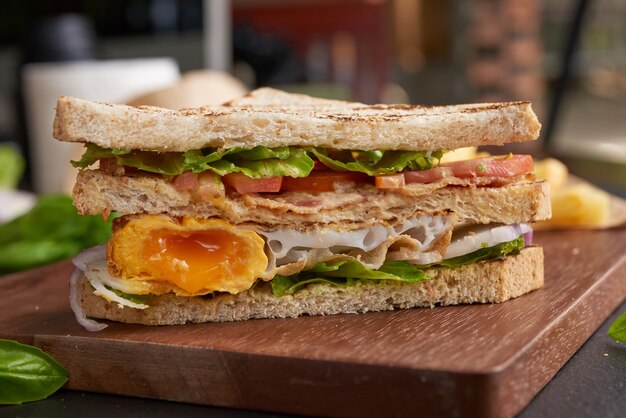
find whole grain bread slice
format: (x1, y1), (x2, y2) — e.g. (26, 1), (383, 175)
(73, 170), (550, 228)
(78, 247), (543, 325)
(53, 88), (541, 152)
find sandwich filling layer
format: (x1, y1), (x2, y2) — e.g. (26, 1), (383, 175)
(74, 145), (534, 196)
(75, 214), (533, 309)
(71, 149), (541, 309)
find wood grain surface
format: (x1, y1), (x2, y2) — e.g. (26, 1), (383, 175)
(1, 229), (625, 418)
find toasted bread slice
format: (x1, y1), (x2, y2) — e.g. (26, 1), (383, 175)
(73, 169), (551, 228)
(77, 247), (543, 325)
(53, 88), (541, 152)
(224, 87), (358, 108)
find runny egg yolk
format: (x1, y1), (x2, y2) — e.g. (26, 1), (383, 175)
(143, 229), (249, 293)
(108, 216), (268, 295)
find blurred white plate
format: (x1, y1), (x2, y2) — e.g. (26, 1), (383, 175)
(0, 190), (36, 223)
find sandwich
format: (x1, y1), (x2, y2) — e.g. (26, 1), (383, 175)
(53, 88), (550, 331)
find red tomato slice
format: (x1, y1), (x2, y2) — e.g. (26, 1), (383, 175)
(403, 166), (452, 184)
(442, 155), (533, 178)
(399, 155), (533, 186)
(222, 173), (283, 194)
(172, 171), (199, 191)
(282, 171), (370, 192)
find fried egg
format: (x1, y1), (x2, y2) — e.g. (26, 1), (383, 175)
(107, 215), (268, 295)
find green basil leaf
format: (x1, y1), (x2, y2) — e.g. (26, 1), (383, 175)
(0, 241), (82, 272)
(608, 311), (626, 343)
(0, 195), (113, 273)
(271, 260), (427, 296)
(0, 339), (68, 405)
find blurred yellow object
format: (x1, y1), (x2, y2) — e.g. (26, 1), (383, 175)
(540, 183), (610, 228)
(534, 158), (568, 189)
(533, 157), (626, 230)
(440, 147), (479, 163)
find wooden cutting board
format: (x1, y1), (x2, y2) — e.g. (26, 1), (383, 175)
(1, 229), (625, 418)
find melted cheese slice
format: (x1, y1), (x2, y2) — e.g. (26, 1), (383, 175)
(108, 215), (267, 295)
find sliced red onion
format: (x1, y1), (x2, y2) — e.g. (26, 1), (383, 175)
(523, 230), (533, 246)
(72, 245), (106, 271)
(444, 224), (532, 259)
(69, 267), (108, 332)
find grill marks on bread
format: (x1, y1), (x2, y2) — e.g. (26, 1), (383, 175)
(53, 88), (541, 152)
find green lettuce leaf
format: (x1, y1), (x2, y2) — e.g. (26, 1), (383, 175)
(228, 146), (291, 160)
(107, 286), (153, 305)
(271, 276), (359, 297)
(72, 144), (315, 179)
(418, 236), (525, 269)
(87, 283), (153, 305)
(70, 145), (130, 169)
(73, 146), (189, 175)
(271, 237), (525, 296)
(309, 148), (445, 176)
(183, 147), (314, 178)
(73, 145), (447, 179)
(271, 259), (428, 297)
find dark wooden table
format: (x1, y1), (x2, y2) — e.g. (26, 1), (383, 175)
(4, 298), (625, 418)
(1, 229), (625, 418)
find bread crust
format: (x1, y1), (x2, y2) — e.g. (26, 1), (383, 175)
(78, 247), (543, 325)
(53, 88), (541, 152)
(73, 170), (551, 228)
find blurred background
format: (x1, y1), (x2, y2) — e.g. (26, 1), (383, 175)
(0, 0), (624, 194)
